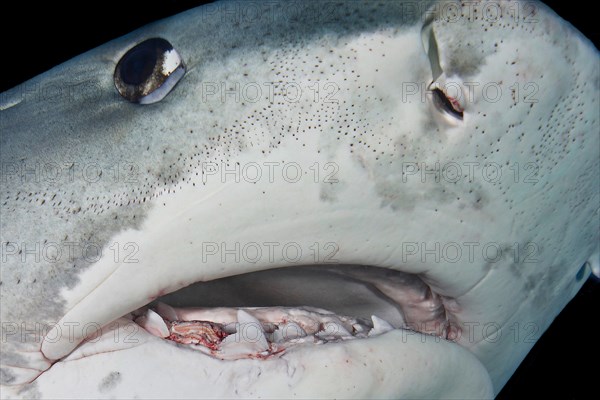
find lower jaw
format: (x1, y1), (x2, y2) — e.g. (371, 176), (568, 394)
(38, 316), (493, 399)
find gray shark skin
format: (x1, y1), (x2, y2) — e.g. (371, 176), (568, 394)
(1, 0), (598, 398)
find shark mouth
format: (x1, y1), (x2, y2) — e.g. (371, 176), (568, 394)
(35, 263), (495, 398)
(87, 265), (458, 361)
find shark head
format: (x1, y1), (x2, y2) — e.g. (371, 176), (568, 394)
(1, 0), (598, 398)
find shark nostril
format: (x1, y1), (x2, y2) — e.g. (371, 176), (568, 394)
(430, 86), (464, 120)
(114, 37), (185, 104)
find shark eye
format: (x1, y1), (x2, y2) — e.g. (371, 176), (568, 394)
(431, 87), (464, 120)
(114, 38), (185, 104)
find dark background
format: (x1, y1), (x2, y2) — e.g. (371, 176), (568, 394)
(1, 1), (598, 398)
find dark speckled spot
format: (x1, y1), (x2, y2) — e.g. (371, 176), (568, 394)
(319, 182), (343, 203)
(445, 50), (485, 77)
(98, 371), (122, 393)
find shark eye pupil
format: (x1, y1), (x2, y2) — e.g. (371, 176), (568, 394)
(120, 45), (158, 85)
(114, 38), (186, 104)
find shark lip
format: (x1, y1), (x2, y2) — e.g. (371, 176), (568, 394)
(43, 265), (462, 362)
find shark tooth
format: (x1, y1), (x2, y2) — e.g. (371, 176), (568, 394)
(368, 315), (394, 337)
(135, 309), (170, 338)
(219, 310), (269, 357)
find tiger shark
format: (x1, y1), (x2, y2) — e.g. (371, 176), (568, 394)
(1, 0), (598, 398)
